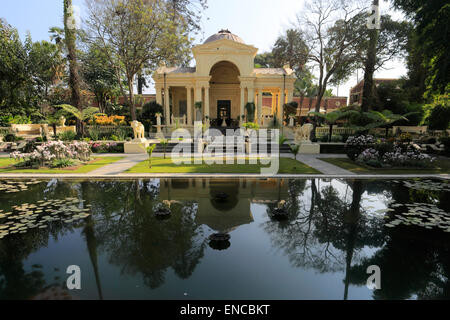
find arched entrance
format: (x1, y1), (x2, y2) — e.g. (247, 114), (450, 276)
(209, 61), (241, 127)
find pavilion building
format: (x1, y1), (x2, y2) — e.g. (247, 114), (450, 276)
(152, 30), (296, 128)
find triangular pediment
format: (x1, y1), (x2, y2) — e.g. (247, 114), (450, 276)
(193, 39), (258, 55)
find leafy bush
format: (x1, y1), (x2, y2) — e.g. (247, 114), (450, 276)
(52, 158), (75, 168)
(88, 127), (101, 141)
(425, 94), (450, 130)
(4, 133), (18, 142)
(245, 103), (256, 122)
(243, 122), (259, 130)
(58, 130), (77, 141)
(7, 115), (32, 124)
(139, 101), (164, 132)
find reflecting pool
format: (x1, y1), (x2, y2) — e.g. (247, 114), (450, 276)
(0, 178), (449, 300)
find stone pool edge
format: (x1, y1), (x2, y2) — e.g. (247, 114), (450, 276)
(0, 173), (448, 180)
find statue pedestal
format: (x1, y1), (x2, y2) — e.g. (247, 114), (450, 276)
(124, 140), (150, 154)
(298, 141), (320, 154)
(153, 125), (165, 140)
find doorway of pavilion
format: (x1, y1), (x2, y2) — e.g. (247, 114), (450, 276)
(217, 100), (231, 127)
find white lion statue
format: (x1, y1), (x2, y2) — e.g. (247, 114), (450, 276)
(294, 123), (314, 144)
(131, 120), (145, 140)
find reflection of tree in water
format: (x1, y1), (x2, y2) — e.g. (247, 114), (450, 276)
(263, 179), (385, 291)
(348, 181), (450, 300)
(88, 180), (207, 289)
(0, 232), (47, 300)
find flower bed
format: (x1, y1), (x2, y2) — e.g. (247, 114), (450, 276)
(10, 141), (91, 168)
(346, 135), (435, 169)
(90, 142), (124, 153)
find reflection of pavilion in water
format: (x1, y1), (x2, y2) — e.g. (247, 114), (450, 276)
(159, 179), (289, 232)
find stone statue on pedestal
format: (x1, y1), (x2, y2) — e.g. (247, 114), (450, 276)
(131, 120), (146, 141)
(294, 123), (314, 144)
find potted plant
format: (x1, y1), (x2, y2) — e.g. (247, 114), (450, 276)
(245, 102), (256, 123)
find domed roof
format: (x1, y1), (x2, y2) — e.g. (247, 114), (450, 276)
(204, 29), (245, 44)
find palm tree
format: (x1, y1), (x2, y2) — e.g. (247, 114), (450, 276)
(360, 110), (417, 138)
(159, 139), (169, 159)
(289, 144), (300, 159)
(56, 104), (100, 136)
(308, 110), (359, 142)
(63, 0), (82, 134)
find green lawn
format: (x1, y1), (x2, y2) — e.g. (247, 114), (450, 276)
(320, 157), (450, 174)
(0, 157), (123, 174)
(126, 157), (321, 174)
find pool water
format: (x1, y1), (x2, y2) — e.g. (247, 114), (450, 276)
(0, 178), (449, 300)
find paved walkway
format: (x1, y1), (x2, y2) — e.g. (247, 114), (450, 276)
(296, 154), (355, 175)
(89, 154), (147, 175)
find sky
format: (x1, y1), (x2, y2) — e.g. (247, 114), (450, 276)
(1, 0), (407, 99)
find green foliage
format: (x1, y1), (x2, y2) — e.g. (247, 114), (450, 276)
(4, 133), (19, 142)
(279, 135), (288, 146)
(289, 144), (300, 157)
(138, 101), (164, 132)
(56, 104), (100, 122)
(245, 102), (256, 122)
(88, 126), (101, 141)
(115, 127), (128, 141)
(147, 144), (157, 168)
(80, 43), (120, 113)
(159, 139), (169, 159)
(84, 0), (195, 120)
(58, 130), (77, 141)
(194, 101), (202, 109)
(6, 115), (32, 124)
(242, 122), (259, 130)
(0, 19), (63, 121)
(52, 158), (75, 168)
(426, 94), (450, 130)
(393, 0), (449, 95)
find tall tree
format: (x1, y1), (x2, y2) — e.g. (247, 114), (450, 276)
(297, 0), (365, 139)
(392, 0), (450, 96)
(64, 0), (83, 133)
(85, 0), (192, 120)
(272, 29), (309, 73)
(80, 44), (120, 114)
(361, 0), (380, 112)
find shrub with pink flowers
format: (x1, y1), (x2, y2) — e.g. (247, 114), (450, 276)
(10, 141), (91, 168)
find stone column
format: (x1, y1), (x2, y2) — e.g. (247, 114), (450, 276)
(271, 93), (276, 116)
(248, 87), (255, 103)
(257, 88), (263, 125)
(279, 89), (285, 123)
(195, 86), (202, 122)
(156, 86), (163, 106)
(164, 86), (170, 126)
(240, 87), (245, 122)
(186, 86), (193, 125)
(204, 86), (210, 120)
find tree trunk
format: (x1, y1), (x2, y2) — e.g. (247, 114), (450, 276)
(361, 0), (380, 113)
(298, 95), (305, 123)
(137, 72), (144, 95)
(311, 90), (325, 141)
(64, 0), (82, 135)
(128, 77), (137, 121)
(329, 123), (333, 142)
